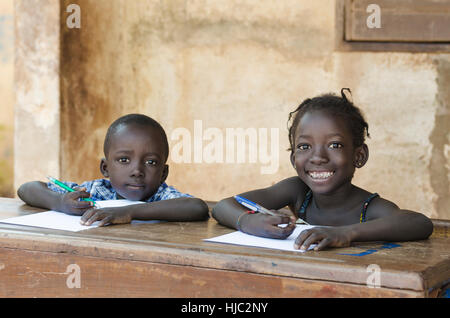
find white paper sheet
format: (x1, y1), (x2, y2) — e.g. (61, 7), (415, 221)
(0, 200), (159, 232)
(204, 224), (318, 252)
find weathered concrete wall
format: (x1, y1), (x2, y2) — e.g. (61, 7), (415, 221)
(15, 0), (449, 219)
(14, 0), (60, 189)
(0, 0), (14, 197)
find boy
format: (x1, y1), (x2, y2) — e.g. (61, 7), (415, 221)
(18, 114), (209, 226)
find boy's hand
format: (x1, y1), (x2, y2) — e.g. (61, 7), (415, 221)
(80, 207), (133, 227)
(58, 187), (93, 216)
(294, 226), (352, 251)
(238, 211), (296, 239)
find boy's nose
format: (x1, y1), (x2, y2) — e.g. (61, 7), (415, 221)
(130, 163), (145, 177)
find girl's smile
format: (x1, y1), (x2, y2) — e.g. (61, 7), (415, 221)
(306, 170), (336, 188)
(307, 170), (335, 180)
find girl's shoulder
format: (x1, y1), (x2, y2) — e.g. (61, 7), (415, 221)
(364, 193), (401, 220)
(270, 176), (309, 211)
(271, 176), (308, 193)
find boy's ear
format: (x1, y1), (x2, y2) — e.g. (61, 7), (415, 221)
(100, 158), (109, 177)
(354, 144), (369, 168)
(161, 164), (169, 183)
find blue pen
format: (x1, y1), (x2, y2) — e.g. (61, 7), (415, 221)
(234, 195), (277, 216)
(234, 195), (310, 225)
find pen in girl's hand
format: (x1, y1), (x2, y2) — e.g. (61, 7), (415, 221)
(234, 195), (277, 216)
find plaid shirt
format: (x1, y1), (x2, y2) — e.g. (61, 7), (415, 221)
(47, 179), (192, 202)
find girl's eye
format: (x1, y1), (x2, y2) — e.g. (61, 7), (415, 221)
(145, 159), (157, 166)
(118, 157), (130, 163)
(297, 144), (310, 151)
(329, 142), (343, 149)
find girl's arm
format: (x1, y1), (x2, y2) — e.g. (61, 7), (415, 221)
(347, 201), (434, 243)
(211, 177), (307, 239)
(17, 181), (93, 215)
(80, 197), (209, 226)
(295, 200), (433, 251)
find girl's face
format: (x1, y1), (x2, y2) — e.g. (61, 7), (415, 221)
(291, 110), (366, 195)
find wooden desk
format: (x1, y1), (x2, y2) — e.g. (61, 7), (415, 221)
(0, 197), (448, 298)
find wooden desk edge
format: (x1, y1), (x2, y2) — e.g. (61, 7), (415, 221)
(0, 226), (432, 292)
(0, 198), (449, 294)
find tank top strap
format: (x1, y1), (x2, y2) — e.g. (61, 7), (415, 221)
(360, 193), (379, 223)
(298, 190), (312, 215)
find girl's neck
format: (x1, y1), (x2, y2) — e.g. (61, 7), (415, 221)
(311, 183), (361, 212)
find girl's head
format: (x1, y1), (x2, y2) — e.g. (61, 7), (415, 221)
(288, 89), (369, 152)
(287, 89), (370, 194)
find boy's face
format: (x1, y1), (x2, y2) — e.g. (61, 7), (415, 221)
(101, 124), (168, 201)
(291, 110), (367, 195)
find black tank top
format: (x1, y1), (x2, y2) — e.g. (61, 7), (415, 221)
(298, 190), (379, 223)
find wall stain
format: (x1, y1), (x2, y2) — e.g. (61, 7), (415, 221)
(430, 57), (450, 219)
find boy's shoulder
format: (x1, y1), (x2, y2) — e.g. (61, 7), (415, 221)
(147, 182), (193, 202)
(46, 178), (115, 200)
(77, 179), (116, 200)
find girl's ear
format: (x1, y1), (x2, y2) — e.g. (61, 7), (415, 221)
(354, 144), (369, 168)
(290, 152), (296, 168)
(161, 164), (169, 183)
(100, 158), (109, 177)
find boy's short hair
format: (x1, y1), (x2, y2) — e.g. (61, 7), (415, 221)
(103, 114), (169, 161)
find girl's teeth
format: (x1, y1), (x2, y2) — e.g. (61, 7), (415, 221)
(309, 171), (334, 179)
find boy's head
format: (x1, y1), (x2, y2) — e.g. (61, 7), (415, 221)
(100, 114), (170, 201)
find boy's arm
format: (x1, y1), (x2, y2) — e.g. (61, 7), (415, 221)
(131, 197), (209, 221)
(211, 177), (306, 239)
(17, 181), (93, 215)
(81, 197), (209, 226)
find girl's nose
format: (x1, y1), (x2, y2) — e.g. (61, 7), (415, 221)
(309, 147), (329, 165)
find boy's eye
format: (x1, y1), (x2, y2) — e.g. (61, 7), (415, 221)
(297, 144), (311, 151)
(118, 157), (130, 163)
(329, 142), (343, 149)
(145, 159), (157, 166)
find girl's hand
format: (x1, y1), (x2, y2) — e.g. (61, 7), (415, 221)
(58, 187), (93, 216)
(238, 211), (296, 239)
(294, 226), (353, 251)
(80, 207), (133, 227)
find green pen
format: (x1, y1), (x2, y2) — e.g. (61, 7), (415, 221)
(47, 176), (96, 206)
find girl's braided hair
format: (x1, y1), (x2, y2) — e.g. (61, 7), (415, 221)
(287, 88), (370, 153)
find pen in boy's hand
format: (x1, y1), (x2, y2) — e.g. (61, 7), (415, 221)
(47, 176), (96, 206)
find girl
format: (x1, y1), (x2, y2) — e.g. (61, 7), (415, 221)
(212, 89), (433, 251)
